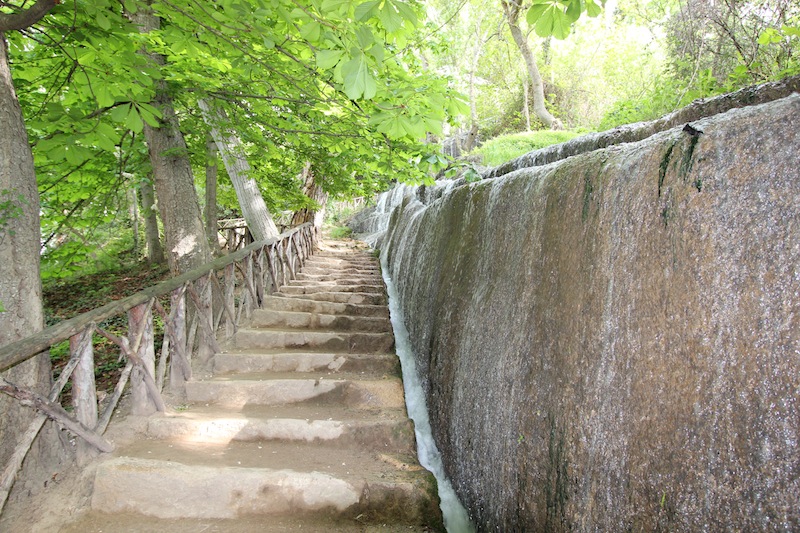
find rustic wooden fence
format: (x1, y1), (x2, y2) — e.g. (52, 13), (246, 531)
(0, 223), (318, 513)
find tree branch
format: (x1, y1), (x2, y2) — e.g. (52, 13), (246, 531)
(0, 0), (57, 32)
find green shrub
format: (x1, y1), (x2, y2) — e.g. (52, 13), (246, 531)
(471, 130), (581, 167)
(328, 225), (353, 239)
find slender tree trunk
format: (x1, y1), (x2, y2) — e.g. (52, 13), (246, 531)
(198, 99), (279, 242)
(204, 136), (221, 254)
(501, 0), (562, 130)
(523, 80), (531, 131)
(0, 28), (68, 509)
(463, 20), (487, 153)
(127, 186), (139, 255)
(140, 178), (164, 264)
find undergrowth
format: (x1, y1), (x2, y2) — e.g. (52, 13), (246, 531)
(43, 260), (171, 404)
(471, 130), (581, 167)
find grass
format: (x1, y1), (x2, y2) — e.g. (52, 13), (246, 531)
(327, 225), (353, 239)
(471, 130), (581, 167)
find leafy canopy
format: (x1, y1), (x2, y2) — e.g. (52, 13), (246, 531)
(526, 0), (605, 39)
(6, 0), (467, 276)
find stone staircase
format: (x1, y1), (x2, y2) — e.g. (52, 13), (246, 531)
(66, 240), (442, 532)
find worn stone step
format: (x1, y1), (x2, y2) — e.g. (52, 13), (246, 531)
(185, 375), (406, 408)
(213, 351), (399, 375)
(233, 328), (394, 353)
(280, 284), (385, 296)
(298, 267), (381, 278)
(261, 295), (388, 318)
(304, 258), (378, 268)
(289, 276), (382, 286)
(61, 512), (436, 532)
(146, 404), (414, 452)
(91, 442), (440, 525)
(273, 291), (387, 306)
(250, 309), (391, 333)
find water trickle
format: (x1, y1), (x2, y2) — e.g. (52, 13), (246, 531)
(381, 256), (475, 533)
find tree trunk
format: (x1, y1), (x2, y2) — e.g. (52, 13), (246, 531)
(134, 10), (212, 275)
(0, 28), (68, 508)
(204, 136), (221, 254)
(140, 178), (164, 264)
(523, 80), (531, 131)
(501, 0), (562, 130)
(290, 162), (328, 228)
(127, 186), (139, 256)
(134, 6), (217, 371)
(198, 99), (280, 242)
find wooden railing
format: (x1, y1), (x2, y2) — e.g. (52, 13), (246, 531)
(0, 223), (318, 512)
(217, 218), (253, 252)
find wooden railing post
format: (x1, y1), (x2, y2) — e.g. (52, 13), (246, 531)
(265, 246), (279, 295)
(168, 286), (190, 395)
(254, 248), (265, 305)
(70, 327), (97, 464)
(223, 263), (236, 338)
(128, 303), (158, 415)
(187, 276), (219, 369)
(244, 254), (255, 318)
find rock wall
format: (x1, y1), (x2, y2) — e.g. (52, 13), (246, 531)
(376, 95), (800, 531)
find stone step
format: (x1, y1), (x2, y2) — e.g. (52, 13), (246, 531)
(232, 328), (394, 353)
(304, 258), (378, 268)
(302, 257), (378, 264)
(274, 291), (387, 306)
(145, 404), (414, 452)
(279, 284), (386, 296)
(62, 513), (436, 532)
(250, 308), (391, 333)
(213, 351), (399, 375)
(289, 276), (382, 286)
(261, 295), (389, 318)
(90, 441), (440, 525)
(185, 374), (406, 409)
(298, 267), (381, 278)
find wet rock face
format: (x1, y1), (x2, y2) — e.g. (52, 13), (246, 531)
(381, 95), (800, 531)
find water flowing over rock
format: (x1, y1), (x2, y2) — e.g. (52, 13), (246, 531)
(358, 94), (800, 531)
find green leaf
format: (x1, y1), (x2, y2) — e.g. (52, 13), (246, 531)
(585, 0), (603, 17)
(316, 49), (344, 69)
(95, 84), (114, 108)
(137, 102), (162, 120)
(783, 25), (800, 37)
(96, 12), (111, 31)
(342, 54), (377, 100)
(527, 3), (551, 26)
(125, 107), (144, 132)
(377, 3), (404, 33)
(93, 122), (120, 151)
(299, 20), (321, 41)
(135, 104), (160, 127)
(757, 30), (774, 46)
(355, 0), (380, 21)
(110, 103), (131, 123)
(551, 10), (572, 39)
(356, 26), (374, 48)
(123, 0), (138, 13)
(565, 0), (582, 23)
(321, 0), (351, 12)
(64, 145), (92, 165)
(391, 0), (419, 27)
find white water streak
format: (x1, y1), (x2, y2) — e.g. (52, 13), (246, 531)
(381, 257), (476, 533)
